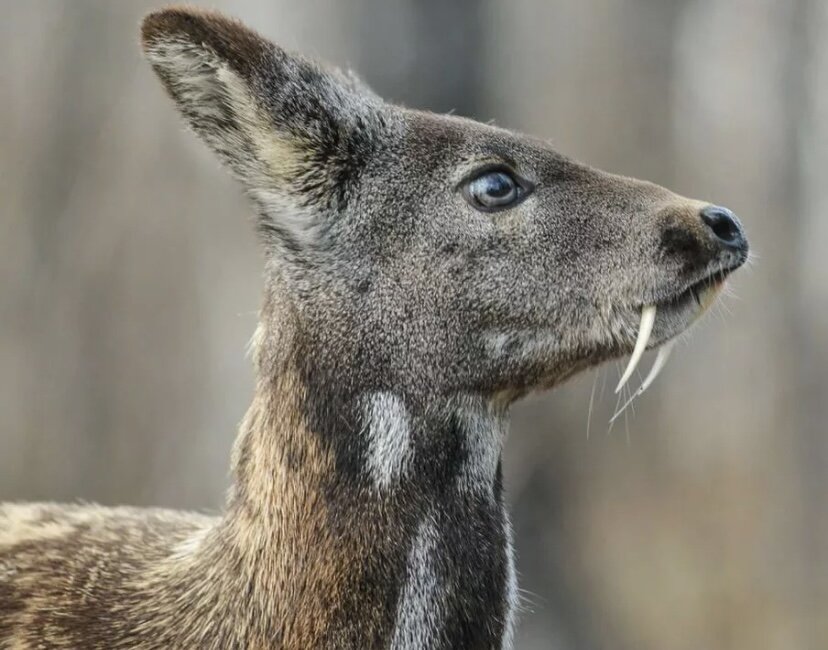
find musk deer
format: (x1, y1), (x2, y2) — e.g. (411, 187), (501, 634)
(0, 7), (749, 649)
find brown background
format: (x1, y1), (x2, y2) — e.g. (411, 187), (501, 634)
(1, 1), (826, 648)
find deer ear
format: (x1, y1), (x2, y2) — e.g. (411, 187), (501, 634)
(141, 8), (383, 248)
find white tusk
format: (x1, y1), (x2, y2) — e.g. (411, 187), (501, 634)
(638, 339), (675, 394)
(609, 339), (676, 425)
(615, 305), (656, 394)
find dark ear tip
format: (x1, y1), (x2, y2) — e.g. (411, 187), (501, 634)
(140, 6), (268, 72)
(141, 7), (192, 48)
(140, 6), (236, 46)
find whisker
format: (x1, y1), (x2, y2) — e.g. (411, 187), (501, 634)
(598, 364), (609, 403)
(586, 371), (598, 439)
(624, 390), (631, 446)
(608, 375), (626, 434)
(610, 381), (638, 427)
(609, 341), (675, 426)
(516, 586), (543, 612)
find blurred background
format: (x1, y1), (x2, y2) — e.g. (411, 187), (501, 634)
(1, 1), (826, 648)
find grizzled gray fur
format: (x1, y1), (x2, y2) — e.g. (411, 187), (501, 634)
(0, 7), (747, 649)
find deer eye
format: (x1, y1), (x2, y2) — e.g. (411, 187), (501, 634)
(462, 168), (532, 212)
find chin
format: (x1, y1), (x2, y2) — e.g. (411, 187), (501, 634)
(609, 270), (733, 402)
(650, 278), (724, 345)
(487, 272), (731, 400)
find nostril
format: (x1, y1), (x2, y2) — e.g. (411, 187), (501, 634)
(700, 205), (744, 249)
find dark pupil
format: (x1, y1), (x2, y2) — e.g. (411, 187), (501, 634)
(481, 172), (514, 198)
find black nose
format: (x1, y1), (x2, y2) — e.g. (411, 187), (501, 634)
(700, 205), (747, 253)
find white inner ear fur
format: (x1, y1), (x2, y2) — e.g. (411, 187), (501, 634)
(218, 67), (334, 248)
(144, 38), (228, 121)
(146, 38), (324, 247)
(215, 66), (302, 182)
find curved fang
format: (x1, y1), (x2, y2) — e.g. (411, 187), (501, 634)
(638, 339), (675, 394)
(615, 305), (656, 394)
(609, 339), (676, 425)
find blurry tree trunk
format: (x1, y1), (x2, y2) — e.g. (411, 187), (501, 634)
(794, 0), (828, 644)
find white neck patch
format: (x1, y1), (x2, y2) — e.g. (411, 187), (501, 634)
(363, 392), (411, 489)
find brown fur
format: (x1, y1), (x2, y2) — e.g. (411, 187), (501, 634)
(1, 356), (389, 648)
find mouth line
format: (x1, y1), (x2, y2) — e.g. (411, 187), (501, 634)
(609, 259), (743, 418)
(661, 276), (717, 311)
(612, 263), (738, 398)
(647, 263), (739, 313)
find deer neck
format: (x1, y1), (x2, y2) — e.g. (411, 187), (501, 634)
(211, 324), (518, 648)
